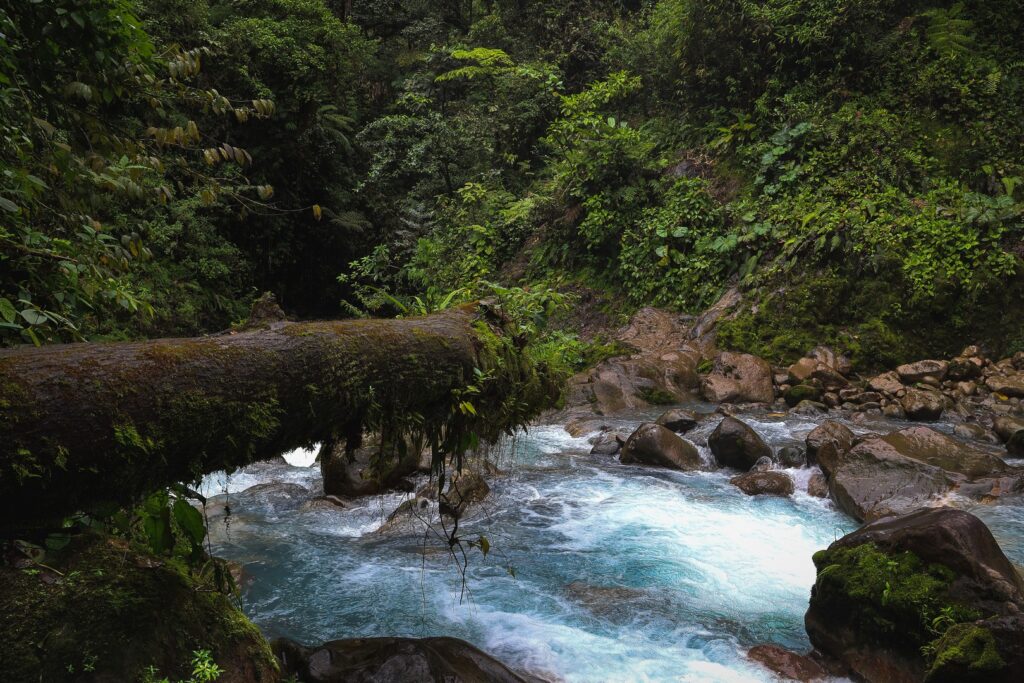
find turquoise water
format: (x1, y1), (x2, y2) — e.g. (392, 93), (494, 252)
(202, 415), (1023, 682)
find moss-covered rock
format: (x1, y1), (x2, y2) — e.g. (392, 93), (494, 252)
(0, 533), (278, 682)
(805, 508), (1024, 683)
(784, 383), (821, 407)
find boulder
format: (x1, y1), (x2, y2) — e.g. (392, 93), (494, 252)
(986, 375), (1024, 398)
(776, 445), (806, 468)
(787, 357), (819, 383)
(805, 421), (854, 475)
(273, 636), (529, 683)
(702, 352), (774, 404)
(947, 357), (982, 381)
(590, 432), (625, 456)
(1008, 431), (1024, 457)
(807, 471), (829, 498)
(896, 359), (950, 383)
(805, 508), (1024, 683)
(901, 388), (944, 421)
(880, 426), (1007, 478)
(320, 439), (421, 498)
(828, 437), (955, 521)
(377, 496), (433, 534)
(747, 644), (825, 682)
(810, 345), (853, 376)
(953, 423), (1001, 445)
(868, 371), (904, 395)
(730, 471), (794, 496)
(784, 384), (821, 407)
(620, 423), (702, 470)
(708, 417), (772, 470)
(439, 470), (490, 518)
(992, 415), (1024, 443)
(655, 408), (701, 434)
(751, 456), (775, 472)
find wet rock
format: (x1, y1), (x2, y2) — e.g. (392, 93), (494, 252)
(590, 432), (625, 455)
(300, 495), (349, 512)
(320, 439), (421, 498)
(805, 421), (854, 476)
(439, 470), (490, 518)
(730, 471), (794, 496)
(776, 445), (806, 468)
(953, 423), (1001, 445)
(273, 636), (530, 683)
(807, 471), (829, 498)
(947, 357), (982, 381)
(206, 482), (310, 518)
(702, 352), (774, 404)
(880, 426), (1008, 478)
(751, 456), (775, 472)
(986, 374), (1024, 398)
(805, 508), (1024, 683)
(377, 496), (433, 534)
(882, 403), (905, 419)
(708, 417), (772, 471)
(896, 360), (950, 384)
(620, 423), (702, 470)
(655, 408), (700, 434)
(784, 384), (821, 407)
(868, 371), (904, 395)
(564, 581), (647, 617)
(748, 644), (825, 682)
(829, 437), (955, 521)
(901, 388), (944, 421)
(564, 417), (610, 438)
(1008, 431), (1024, 457)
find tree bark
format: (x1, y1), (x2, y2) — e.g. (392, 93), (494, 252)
(0, 304), (528, 528)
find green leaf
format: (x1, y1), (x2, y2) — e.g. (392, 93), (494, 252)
(478, 535), (490, 557)
(143, 508), (172, 555)
(19, 309), (47, 325)
(172, 498), (206, 547)
(0, 298), (16, 323)
(0, 197), (19, 213)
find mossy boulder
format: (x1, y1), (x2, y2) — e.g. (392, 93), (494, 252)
(805, 508), (1024, 683)
(784, 384), (822, 407)
(0, 533), (278, 682)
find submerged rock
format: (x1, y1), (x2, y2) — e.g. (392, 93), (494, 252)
(620, 423), (702, 470)
(730, 471), (794, 497)
(273, 636), (529, 683)
(805, 508), (1024, 683)
(590, 431), (626, 455)
(708, 417), (772, 471)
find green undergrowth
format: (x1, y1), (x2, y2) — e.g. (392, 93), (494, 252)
(0, 533), (277, 682)
(810, 542), (1008, 678)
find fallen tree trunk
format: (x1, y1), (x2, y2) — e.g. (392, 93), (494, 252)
(0, 303), (552, 528)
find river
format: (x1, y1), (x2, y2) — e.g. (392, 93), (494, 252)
(201, 407), (1024, 682)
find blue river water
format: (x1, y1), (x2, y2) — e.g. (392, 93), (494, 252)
(202, 412), (1024, 683)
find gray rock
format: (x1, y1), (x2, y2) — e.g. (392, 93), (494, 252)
(776, 445), (806, 468)
(805, 421), (854, 476)
(807, 471), (829, 498)
(900, 388), (944, 421)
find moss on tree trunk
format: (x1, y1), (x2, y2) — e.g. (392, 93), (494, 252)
(0, 303), (556, 529)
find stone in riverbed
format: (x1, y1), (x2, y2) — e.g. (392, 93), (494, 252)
(986, 374), (1024, 398)
(868, 371), (904, 394)
(730, 471), (794, 496)
(620, 423), (702, 470)
(953, 423), (1001, 445)
(1008, 431), (1024, 457)
(655, 408), (701, 434)
(807, 471), (828, 498)
(896, 359), (950, 383)
(992, 415), (1024, 443)
(776, 445), (806, 468)
(748, 644), (825, 682)
(589, 432), (626, 455)
(805, 508), (1024, 683)
(881, 426), (1008, 478)
(805, 420), (854, 476)
(784, 384), (821, 407)
(708, 417), (772, 470)
(901, 387), (944, 421)
(273, 636), (530, 683)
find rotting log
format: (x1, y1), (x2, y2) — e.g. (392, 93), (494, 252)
(0, 303), (553, 528)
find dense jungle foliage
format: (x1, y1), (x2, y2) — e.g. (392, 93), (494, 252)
(3, 0), (1024, 368)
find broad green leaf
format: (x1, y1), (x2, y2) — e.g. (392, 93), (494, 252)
(19, 309), (48, 325)
(0, 298), (16, 323)
(173, 498), (206, 547)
